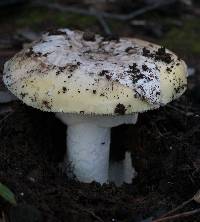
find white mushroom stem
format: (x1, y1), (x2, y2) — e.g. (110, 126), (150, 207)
(56, 113), (138, 184)
(67, 123), (110, 183)
(109, 151), (137, 186)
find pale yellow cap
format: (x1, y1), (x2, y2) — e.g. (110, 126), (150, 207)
(3, 29), (187, 115)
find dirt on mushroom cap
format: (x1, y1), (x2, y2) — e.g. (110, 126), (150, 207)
(3, 29), (187, 115)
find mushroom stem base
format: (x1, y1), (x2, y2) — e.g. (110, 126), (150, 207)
(56, 113), (138, 184)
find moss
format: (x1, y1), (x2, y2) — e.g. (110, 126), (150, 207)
(14, 7), (97, 31)
(109, 20), (124, 30)
(63, 13), (97, 28)
(160, 18), (200, 55)
(15, 8), (49, 29)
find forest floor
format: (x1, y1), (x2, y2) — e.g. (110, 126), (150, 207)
(0, 1), (200, 221)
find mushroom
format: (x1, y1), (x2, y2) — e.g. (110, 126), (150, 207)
(3, 29), (187, 185)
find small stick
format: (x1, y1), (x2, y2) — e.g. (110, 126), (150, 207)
(157, 197), (193, 219)
(0, 112), (13, 124)
(152, 208), (200, 222)
(166, 104), (193, 116)
(153, 190), (200, 221)
(91, 8), (112, 35)
(81, 208), (104, 222)
(32, 0), (177, 21)
(101, 0), (177, 21)
(32, 0), (176, 35)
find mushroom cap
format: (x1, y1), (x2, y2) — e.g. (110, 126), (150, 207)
(3, 29), (187, 115)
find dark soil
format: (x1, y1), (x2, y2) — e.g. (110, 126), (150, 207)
(1, 1), (200, 222)
(0, 74), (200, 222)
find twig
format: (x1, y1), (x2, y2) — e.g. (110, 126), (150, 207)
(152, 208), (200, 222)
(0, 112), (13, 124)
(91, 8), (112, 35)
(166, 104), (194, 116)
(32, 0), (177, 21)
(32, 1), (112, 35)
(158, 198), (193, 219)
(101, 0), (177, 21)
(80, 208), (104, 222)
(157, 189), (200, 219)
(32, 0), (177, 35)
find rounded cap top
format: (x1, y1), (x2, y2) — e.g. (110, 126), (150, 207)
(3, 29), (187, 115)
